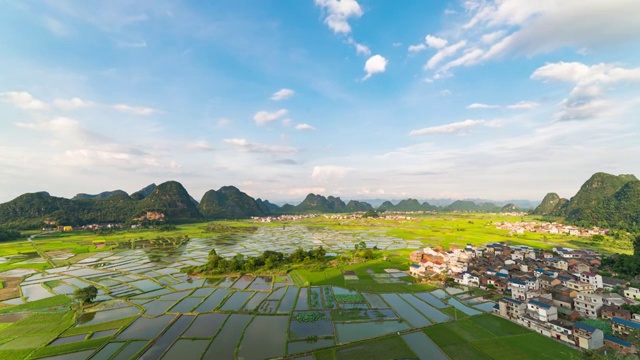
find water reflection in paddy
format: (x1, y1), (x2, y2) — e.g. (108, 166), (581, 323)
(203, 314), (252, 360)
(77, 307), (140, 326)
(182, 313), (227, 338)
(162, 339), (209, 360)
(237, 316), (288, 360)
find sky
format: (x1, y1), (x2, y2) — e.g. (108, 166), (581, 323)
(1, 0), (640, 204)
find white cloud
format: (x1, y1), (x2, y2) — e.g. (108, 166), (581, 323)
(112, 104), (160, 115)
(271, 88), (295, 101)
(409, 119), (499, 136)
(187, 140), (214, 151)
(224, 138), (297, 154)
(408, 44), (427, 53)
(425, 35), (448, 49)
(440, 89), (452, 96)
(506, 101), (540, 110)
(354, 42), (370, 56)
(295, 123), (316, 131)
(363, 55), (388, 80)
(253, 109), (288, 125)
(217, 118), (231, 126)
(438, 48), (485, 74)
(0, 91), (47, 110)
(531, 61), (640, 121)
(481, 30), (506, 44)
(467, 103), (499, 109)
(281, 118), (293, 127)
(311, 165), (350, 180)
(53, 97), (94, 110)
(425, 40), (466, 70)
(314, 0), (363, 34)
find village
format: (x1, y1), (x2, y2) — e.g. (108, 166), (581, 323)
(410, 243), (639, 355)
(493, 220), (608, 237)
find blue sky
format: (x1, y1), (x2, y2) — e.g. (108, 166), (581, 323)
(1, 0), (639, 204)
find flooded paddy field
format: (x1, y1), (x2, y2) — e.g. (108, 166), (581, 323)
(0, 224), (500, 359)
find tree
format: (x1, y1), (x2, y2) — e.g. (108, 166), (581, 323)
(74, 285), (98, 305)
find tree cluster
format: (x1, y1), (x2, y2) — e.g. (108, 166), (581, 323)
(0, 228), (21, 242)
(601, 235), (640, 277)
(185, 246), (328, 275)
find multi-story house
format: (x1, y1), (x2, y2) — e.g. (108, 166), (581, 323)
(498, 297), (526, 320)
(580, 271), (603, 290)
(612, 316), (640, 336)
(526, 299), (558, 322)
(566, 280), (594, 293)
(550, 319), (574, 343)
(624, 287), (640, 300)
(573, 322), (604, 350)
(574, 292), (603, 319)
(601, 305), (631, 320)
(604, 335), (637, 355)
(508, 278), (527, 301)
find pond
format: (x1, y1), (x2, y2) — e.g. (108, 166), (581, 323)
(138, 315), (194, 359)
(169, 297), (203, 313)
(217, 277), (237, 287)
(112, 340), (148, 360)
(295, 288), (309, 310)
(474, 301), (497, 312)
(162, 339), (210, 360)
(191, 288), (215, 297)
(21, 284), (53, 301)
(277, 286), (298, 313)
(242, 292), (269, 311)
(232, 275), (254, 289)
(414, 292), (447, 308)
(77, 306), (140, 326)
(289, 311), (334, 339)
(219, 291), (253, 311)
(237, 316), (288, 360)
(287, 338), (335, 355)
(182, 313), (228, 338)
(446, 298), (481, 316)
(48, 334), (86, 346)
(335, 321), (411, 343)
(143, 300), (177, 317)
(193, 288), (231, 312)
(89, 342), (125, 360)
(380, 294), (431, 328)
(399, 294), (451, 323)
(361, 293), (389, 308)
(248, 276), (272, 291)
(401, 331), (448, 360)
(116, 314), (175, 340)
(202, 314), (252, 360)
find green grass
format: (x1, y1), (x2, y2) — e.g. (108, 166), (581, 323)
(0, 349), (34, 360)
(440, 306), (470, 320)
(330, 309), (369, 322)
(423, 314), (579, 360)
(0, 295), (72, 313)
(62, 316), (137, 336)
(0, 312), (74, 355)
(29, 337), (109, 359)
(313, 334), (417, 360)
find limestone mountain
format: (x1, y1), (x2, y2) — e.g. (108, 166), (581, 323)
(291, 194), (347, 213)
(130, 183), (157, 200)
(444, 200), (499, 212)
(135, 181), (202, 222)
(377, 201), (395, 212)
(501, 204), (517, 212)
(256, 199), (280, 214)
(532, 193), (561, 215)
(72, 190), (128, 200)
(563, 173), (638, 219)
(198, 186), (266, 219)
(345, 200), (374, 212)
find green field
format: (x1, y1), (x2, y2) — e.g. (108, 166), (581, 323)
(423, 314), (579, 360)
(313, 334), (417, 360)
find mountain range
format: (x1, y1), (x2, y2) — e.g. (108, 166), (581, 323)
(1, 172), (638, 230)
(533, 172), (640, 232)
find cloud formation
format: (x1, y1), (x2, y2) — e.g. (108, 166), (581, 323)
(0, 91), (47, 110)
(363, 54), (388, 80)
(253, 109), (288, 125)
(409, 119), (499, 136)
(295, 123), (316, 131)
(112, 104), (161, 115)
(314, 0), (363, 34)
(271, 88), (295, 101)
(223, 138), (297, 154)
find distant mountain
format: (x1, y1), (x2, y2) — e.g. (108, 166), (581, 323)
(288, 194), (347, 213)
(345, 200), (374, 212)
(375, 199), (436, 212)
(559, 173), (640, 230)
(72, 190), (128, 200)
(256, 198), (280, 214)
(135, 181), (202, 222)
(501, 204), (516, 212)
(130, 183), (157, 200)
(444, 200), (499, 212)
(532, 193), (561, 215)
(198, 186), (266, 219)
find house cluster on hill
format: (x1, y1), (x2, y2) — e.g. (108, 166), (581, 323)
(410, 244), (639, 355)
(493, 221), (608, 237)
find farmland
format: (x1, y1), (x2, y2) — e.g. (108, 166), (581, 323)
(0, 213), (618, 358)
